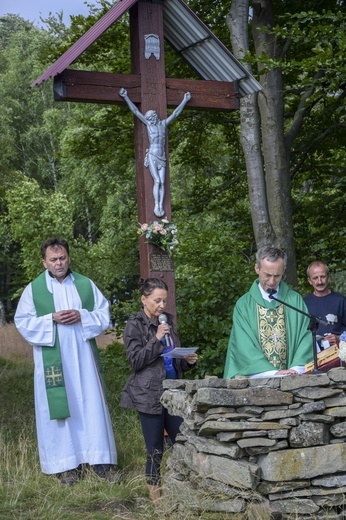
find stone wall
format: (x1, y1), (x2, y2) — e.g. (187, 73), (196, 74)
(161, 368), (346, 519)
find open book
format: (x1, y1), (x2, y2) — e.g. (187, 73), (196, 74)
(304, 345), (340, 373)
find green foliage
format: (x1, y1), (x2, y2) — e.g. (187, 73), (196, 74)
(0, 2), (345, 374)
(6, 177), (74, 283)
(110, 295), (141, 338)
(276, 11), (346, 290)
(99, 341), (131, 401)
(174, 215), (255, 378)
(239, 3), (346, 289)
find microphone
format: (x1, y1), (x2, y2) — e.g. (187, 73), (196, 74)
(158, 314), (171, 348)
(267, 289), (277, 299)
(266, 288), (328, 327)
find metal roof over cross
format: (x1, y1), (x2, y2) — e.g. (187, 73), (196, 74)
(32, 0), (261, 316)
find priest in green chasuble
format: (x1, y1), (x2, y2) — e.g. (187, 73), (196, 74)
(224, 246), (312, 379)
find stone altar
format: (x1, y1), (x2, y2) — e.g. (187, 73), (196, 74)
(161, 368), (346, 518)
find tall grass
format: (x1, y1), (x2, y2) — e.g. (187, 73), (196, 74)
(0, 324), (118, 362)
(0, 325), (304, 519)
(1, 325), (219, 519)
(0, 324), (33, 363)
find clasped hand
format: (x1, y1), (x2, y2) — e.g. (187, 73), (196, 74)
(53, 309), (81, 325)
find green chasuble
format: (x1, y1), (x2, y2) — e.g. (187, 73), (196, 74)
(31, 270), (106, 420)
(223, 280), (313, 378)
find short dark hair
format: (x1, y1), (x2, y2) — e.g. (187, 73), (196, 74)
(256, 246), (287, 269)
(41, 238), (70, 259)
(139, 278), (168, 298)
(307, 261), (329, 278)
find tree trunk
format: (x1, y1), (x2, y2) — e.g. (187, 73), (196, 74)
(227, 0), (298, 285)
(227, 0), (275, 248)
(252, 0), (297, 285)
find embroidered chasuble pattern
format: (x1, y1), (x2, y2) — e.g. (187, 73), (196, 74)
(257, 304), (287, 370)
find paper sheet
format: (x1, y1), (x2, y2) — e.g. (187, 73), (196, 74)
(161, 347), (198, 358)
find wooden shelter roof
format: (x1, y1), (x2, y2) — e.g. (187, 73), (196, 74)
(31, 0), (261, 97)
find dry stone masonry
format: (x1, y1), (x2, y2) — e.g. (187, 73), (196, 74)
(161, 368), (346, 519)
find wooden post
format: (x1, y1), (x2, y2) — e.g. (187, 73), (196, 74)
(49, 0), (240, 318)
(130, 0), (176, 316)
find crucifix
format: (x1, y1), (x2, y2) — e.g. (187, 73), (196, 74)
(119, 87), (191, 218)
(32, 0), (260, 316)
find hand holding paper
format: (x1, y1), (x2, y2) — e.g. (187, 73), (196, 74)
(161, 347), (198, 359)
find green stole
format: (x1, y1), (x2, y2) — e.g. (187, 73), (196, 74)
(31, 270), (106, 420)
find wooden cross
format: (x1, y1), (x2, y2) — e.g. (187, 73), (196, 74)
(50, 1), (240, 316)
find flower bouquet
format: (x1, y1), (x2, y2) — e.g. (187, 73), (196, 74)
(137, 217), (178, 256)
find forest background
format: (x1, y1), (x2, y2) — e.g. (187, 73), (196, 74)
(0, 0), (345, 378)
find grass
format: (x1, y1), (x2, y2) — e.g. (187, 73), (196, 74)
(0, 325), (306, 519)
(1, 325), (235, 519)
(0, 323), (33, 363)
(0, 325), (153, 519)
(0, 323), (119, 363)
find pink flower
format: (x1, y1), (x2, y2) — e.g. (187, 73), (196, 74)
(140, 223), (148, 231)
(159, 228), (167, 235)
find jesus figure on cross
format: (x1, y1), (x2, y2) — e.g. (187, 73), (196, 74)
(119, 88), (191, 217)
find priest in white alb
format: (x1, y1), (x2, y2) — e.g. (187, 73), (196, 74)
(14, 238), (117, 485)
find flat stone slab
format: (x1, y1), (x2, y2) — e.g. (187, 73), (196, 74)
(194, 387), (293, 411)
(199, 420), (290, 436)
(258, 442), (346, 481)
